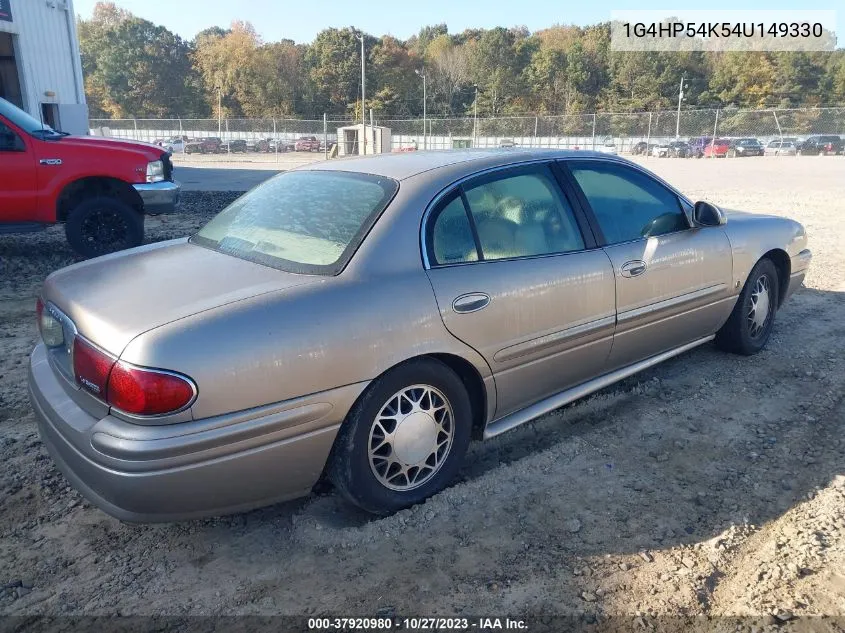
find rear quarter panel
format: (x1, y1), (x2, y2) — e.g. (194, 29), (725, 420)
(120, 179), (496, 422)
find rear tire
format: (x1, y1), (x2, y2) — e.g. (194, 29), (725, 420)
(715, 258), (779, 356)
(327, 358), (472, 515)
(65, 196), (144, 258)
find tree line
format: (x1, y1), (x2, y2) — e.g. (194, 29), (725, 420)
(79, 2), (845, 120)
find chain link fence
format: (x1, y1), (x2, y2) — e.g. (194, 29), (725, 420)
(90, 107), (845, 160)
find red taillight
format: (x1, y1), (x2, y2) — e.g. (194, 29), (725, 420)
(72, 334), (196, 416)
(73, 337), (117, 398)
(107, 361), (196, 416)
(36, 297), (43, 332)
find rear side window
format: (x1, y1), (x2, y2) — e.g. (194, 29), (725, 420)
(462, 170), (584, 260)
(192, 170), (398, 275)
(567, 161), (688, 245)
(430, 195), (479, 265)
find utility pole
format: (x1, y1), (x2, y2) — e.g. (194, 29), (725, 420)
(473, 85), (478, 147)
(355, 32), (367, 154)
(416, 69), (426, 150)
(676, 73), (688, 139)
(217, 86), (222, 136)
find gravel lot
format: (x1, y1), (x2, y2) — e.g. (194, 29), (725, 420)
(0, 156), (843, 628)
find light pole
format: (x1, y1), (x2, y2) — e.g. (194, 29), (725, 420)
(473, 84), (478, 148)
(216, 85), (222, 136)
(416, 68), (426, 150)
(675, 73), (688, 139)
(355, 32), (367, 154)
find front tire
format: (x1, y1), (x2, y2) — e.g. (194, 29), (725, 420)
(715, 258), (779, 356)
(328, 358), (472, 514)
(65, 196), (144, 258)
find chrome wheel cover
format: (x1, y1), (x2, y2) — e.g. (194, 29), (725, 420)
(746, 274), (772, 339)
(368, 385), (454, 491)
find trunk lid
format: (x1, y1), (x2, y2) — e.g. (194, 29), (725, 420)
(42, 238), (321, 357)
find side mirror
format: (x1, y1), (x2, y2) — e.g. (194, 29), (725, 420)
(693, 201), (727, 227)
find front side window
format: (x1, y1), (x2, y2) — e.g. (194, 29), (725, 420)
(0, 119), (24, 151)
(192, 170), (398, 275)
(567, 161), (689, 245)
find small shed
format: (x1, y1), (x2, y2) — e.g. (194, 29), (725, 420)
(336, 123), (391, 156)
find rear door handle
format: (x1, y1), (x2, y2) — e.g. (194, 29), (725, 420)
(620, 260), (647, 277)
(452, 293), (490, 314)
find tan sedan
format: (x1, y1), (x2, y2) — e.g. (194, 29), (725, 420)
(30, 150), (812, 521)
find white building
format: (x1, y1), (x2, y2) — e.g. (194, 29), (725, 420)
(336, 123), (392, 156)
(0, 0), (88, 134)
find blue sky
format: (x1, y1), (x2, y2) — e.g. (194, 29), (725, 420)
(73, 0), (842, 44)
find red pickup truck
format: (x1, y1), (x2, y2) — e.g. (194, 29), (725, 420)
(0, 97), (180, 257)
(294, 136), (321, 152)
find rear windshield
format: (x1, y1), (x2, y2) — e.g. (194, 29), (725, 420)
(191, 170), (398, 275)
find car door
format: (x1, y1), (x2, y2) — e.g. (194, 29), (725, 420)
(423, 163), (616, 419)
(0, 117), (37, 222)
(561, 159), (734, 371)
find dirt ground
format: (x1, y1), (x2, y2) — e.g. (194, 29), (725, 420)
(0, 155), (843, 629)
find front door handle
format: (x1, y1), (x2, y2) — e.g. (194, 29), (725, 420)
(452, 293), (490, 314)
(620, 260), (647, 277)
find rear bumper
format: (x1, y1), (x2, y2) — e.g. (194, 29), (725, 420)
(29, 344), (361, 522)
(133, 180), (181, 214)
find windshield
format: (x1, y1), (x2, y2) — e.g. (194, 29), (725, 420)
(0, 97), (58, 136)
(191, 170), (398, 275)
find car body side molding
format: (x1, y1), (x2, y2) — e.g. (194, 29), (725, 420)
(483, 334), (715, 439)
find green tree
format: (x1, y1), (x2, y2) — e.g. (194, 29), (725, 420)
(78, 2), (206, 118)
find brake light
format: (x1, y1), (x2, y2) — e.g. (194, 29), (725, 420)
(72, 336), (196, 416)
(36, 297), (43, 325)
(107, 361), (196, 416)
(73, 337), (116, 397)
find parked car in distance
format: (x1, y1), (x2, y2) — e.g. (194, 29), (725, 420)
(220, 139), (248, 153)
(652, 142), (671, 157)
(246, 138), (272, 152)
(632, 142), (658, 156)
(0, 97), (180, 257)
(764, 140), (797, 156)
(689, 136), (713, 158)
(184, 137), (222, 154)
(668, 140), (691, 158)
(596, 138), (617, 155)
(30, 149), (812, 521)
(159, 135), (188, 154)
(703, 138), (731, 158)
(727, 138), (764, 157)
(498, 138), (517, 148)
(295, 136), (321, 152)
(796, 135), (843, 156)
(269, 138), (295, 153)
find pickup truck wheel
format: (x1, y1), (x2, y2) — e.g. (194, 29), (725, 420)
(65, 196), (143, 258)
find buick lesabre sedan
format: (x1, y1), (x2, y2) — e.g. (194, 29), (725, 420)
(30, 150), (812, 521)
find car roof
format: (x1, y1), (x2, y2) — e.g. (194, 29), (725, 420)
(296, 148), (620, 181)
